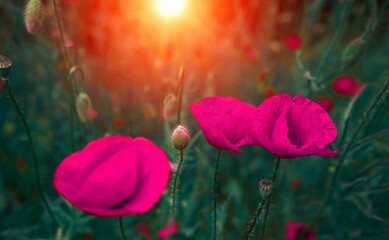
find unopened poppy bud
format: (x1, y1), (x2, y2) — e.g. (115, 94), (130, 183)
(258, 179), (274, 199)
(24, 0), (44, 34)
(171, 125), (190, 151)
(162, 93), (178, 119)
(342, 39), (364, 67)
(76, 92), (92, 123)
(0, 55), (12, 79)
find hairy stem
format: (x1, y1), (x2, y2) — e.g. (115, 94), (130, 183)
(171, 150), (184, 217)
(3, 79), (58, 226)
(243, 199), (266, 240)
(212, 149), (222, 240)
(260, 157), (281, 240)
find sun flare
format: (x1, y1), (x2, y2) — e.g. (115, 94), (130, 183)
(155, 0), (185, 18)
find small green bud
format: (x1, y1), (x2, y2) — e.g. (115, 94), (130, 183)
(24, 0), (44, 34)
(342, 39), (364, 67)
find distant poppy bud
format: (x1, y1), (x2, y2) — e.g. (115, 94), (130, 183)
(316, 96), (335, 112)
(113, 118), (124, 129)
(258, 179), (274, 199)
(143, 102), (156, 118)
(136, 222), (151, 240)
(162, 93), (178, 119)
(76, 92), (92, 123)
(342, 39), (364, 67)
(243, 44), (259, 62)
(171, 125), (190, 151)
(284, 34), (303, 51)
(24, 0), (44, 34)
(0, 55), (12, 79)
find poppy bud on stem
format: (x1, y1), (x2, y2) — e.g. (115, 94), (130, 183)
(1, 56), (57, 227)
(171, 126), (190, 217)
(243, 158), (280, 240)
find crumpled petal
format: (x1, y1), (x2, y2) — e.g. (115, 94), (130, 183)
(191, 96), (262, 154)
(54, 135), (170, 217)
(251, 94), (338, 159)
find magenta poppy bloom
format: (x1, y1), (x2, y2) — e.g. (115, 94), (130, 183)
(285, 222), (316, 240)
(191, 96), (262, 154)
(54, 135), (170, 217)
(250, 94), (338, 159)
(332, 75), (364, 97)
(157, 219), (178, 239)
(284, 34), (303, 51)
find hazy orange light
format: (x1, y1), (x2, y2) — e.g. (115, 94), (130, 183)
(155, 0), (185, 18)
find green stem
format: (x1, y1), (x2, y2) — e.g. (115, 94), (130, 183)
(243, 199), (266, 240)
(260, 157), (281, 240)
(119, 217), (128, 240)
(360, 0), (377, 42)
(212, 149), (222, 240)
(3, 79), (58, 226)
(316, 78), (389, 221)
(52, 0), (73, 67)
(176, 66), (185, 126)
(171, 150), (184, 217)
(314, 0), (353, 81)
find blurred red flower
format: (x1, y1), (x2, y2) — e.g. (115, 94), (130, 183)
(286, 222), (316, 240)
(315, 96), (335, 112)
(157, 219), (178, 239)
(54, 135), (170, 217)
(136, 222), (151, 240)
(332, 75), (364, 97)
(284, 34), (303, 51)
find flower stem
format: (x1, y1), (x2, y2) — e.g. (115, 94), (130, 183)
(316, 78), (389, 221)
(176, 66), (185, 126)
(260, 157), (281, 240)
(3, 78), (58, 226)
(171, 150), (184, 217)
(315, 0), (353, 81)
(361, 0), (377, 42)
(242, 199), (266, 240)
(212, 148), (222, 240)
(119, 217), (128, 240)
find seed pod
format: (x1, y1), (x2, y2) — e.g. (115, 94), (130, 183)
(258, 179), (274, 199)
(24, 0), (44, 34)
(0, 55), (12, 79)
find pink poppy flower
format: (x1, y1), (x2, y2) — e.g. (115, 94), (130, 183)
(332, 75), (364, 97)
(315, 96), (335, 112)
(191, 96), (261, 154)
(157, 219), (178, 239)
(286, 222), (316, 240)
(54, 135), (170, 217)
(250, 94), (338, 159)
(284, 34), (303, 51)
(136, 222), (151, 240)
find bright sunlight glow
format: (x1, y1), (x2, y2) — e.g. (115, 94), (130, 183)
(155, 0), (185, 18)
